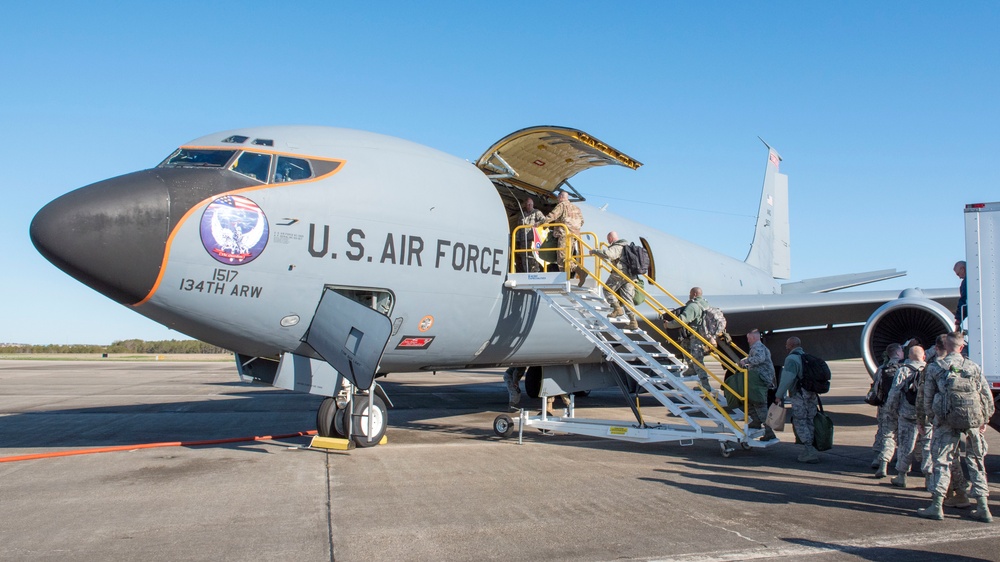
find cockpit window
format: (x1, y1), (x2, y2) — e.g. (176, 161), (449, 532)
(273, 156), (312, 182)
(161, 149), (237, 168)
(230, 151), (272, 182)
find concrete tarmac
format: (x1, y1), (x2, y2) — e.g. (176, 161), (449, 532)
(0, 358), (998, 561)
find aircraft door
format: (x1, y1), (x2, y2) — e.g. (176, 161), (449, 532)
(640, 236), (655, 281)
(304, 288), (393, 390)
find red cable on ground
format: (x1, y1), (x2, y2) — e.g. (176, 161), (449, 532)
(0, 430), (318, 464)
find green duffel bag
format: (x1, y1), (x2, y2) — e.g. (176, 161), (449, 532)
(723, 372), (744, 411)
(537, 231), (560, 264)
(633, 278), (646, 305)
(813, 398), (834, 451)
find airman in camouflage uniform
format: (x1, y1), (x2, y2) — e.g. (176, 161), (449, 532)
(740, 329), (777, 441)
(590, 231), (638, 330)
(918, 335), (970, 505)
(664, 287), (711, 392)
(541, 191), (585, 279)
(887, 346), (926, 487)
(514, 198), (546, 272)
(774, 337), (819, 463)
(873, 344), (906, 478)
(917, 332), (994, 523)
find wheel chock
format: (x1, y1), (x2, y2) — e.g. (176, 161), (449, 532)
(308, 435), (388, 450)
(309, 436), (351, 450)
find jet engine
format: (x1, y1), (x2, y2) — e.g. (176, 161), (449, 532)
(860, 289), (956, 374)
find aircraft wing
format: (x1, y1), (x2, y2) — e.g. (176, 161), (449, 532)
(780, 269), (907, 294)
(701, 288), (959, 365)
(710, 288), (958, 333)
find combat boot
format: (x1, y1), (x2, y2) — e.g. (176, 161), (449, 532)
(874, 459), (888, 479)
(969, 496), (993, 523)
(917, 494), (944, 520)
(628, 317), (639, 331)
(608, 306), (625, 320)
(890, 473), (907, 488)
(944, 488), (971, 509)
(797, 444), (820, 463)
(576, 268), (588, 287)
(760, 427), (777, 442)
(870, 454), (880, 470)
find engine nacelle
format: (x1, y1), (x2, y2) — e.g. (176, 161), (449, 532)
(861, 289), (955, 374)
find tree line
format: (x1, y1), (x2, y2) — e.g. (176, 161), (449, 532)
(1, 339), (229, 354)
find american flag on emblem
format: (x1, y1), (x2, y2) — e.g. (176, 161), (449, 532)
(769, 152), (780, 170)
(215, 195), (259, 211)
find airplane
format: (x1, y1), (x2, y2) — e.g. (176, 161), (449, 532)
(30, 125), (960, 447)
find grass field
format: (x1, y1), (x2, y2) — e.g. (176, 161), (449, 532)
(0, 353), (233, 362)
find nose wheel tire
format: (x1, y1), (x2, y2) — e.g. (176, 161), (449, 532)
(493, 414), (515, 438)
(316, 397), (339, 438)
(344, 394), (387, 448)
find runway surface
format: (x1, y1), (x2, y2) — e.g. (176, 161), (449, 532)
(1, 358), (998, 561)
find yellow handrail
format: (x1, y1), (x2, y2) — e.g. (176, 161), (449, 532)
(507, 226), (754, 434)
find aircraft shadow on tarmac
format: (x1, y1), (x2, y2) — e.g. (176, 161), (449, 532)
(641, 452), (999, 515)
(0, 390), (323, 449)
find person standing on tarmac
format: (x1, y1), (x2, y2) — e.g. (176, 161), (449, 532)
(917, 332), (994, 522)
(664, 287), (712, 392)
(503, 366), (525, 410)
(774, 336), (820, 463)
(873, 343), (907, 478)
(888, 346), (926, 488)
(590, 231), (639, 330)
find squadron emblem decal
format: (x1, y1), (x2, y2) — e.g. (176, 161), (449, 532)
(200, 195), (269, 265)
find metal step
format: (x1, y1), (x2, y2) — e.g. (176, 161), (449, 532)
(528, 286), (744, 437)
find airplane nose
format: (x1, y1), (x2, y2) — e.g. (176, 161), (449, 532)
(30, 170), (171, 305)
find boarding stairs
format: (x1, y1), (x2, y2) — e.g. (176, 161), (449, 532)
(502, 226), (777, 455)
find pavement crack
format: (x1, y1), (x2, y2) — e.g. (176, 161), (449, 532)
(684, 513), (767, 547)
(326, 452), (335, 562)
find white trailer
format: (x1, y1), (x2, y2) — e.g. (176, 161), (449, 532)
(963, 201), (1000, 430)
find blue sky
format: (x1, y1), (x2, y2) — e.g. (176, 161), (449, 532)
(2, 2), (997, 345)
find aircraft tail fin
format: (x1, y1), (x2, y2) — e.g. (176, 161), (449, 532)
(744, 140), (790, 279)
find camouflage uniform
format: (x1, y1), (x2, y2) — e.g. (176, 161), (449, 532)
(915, 350), (967, 493)
(503, 366), (525, 406)
(515, 210), (546, 272)
(542, 200), (584, 273)
(591, 239), (636, 324)
(885, 360), (924, 476)
(665, 296), (710, 391)
(744, 340), (776, 428)
(915, 355), (934, 477)
(775, 348), (819, 460)
(522, 209), (545, 226)
(922, 353), (994, 499)
(874, 360), (908, 463)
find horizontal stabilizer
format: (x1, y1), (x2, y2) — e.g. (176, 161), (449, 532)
(781, 269), (906, 294)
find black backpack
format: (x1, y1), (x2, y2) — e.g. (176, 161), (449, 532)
(797, 352), (831, 394)
(901, 365), (920, 406)
(864, 362), (899, 406)
(619, 242), (649, 277)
